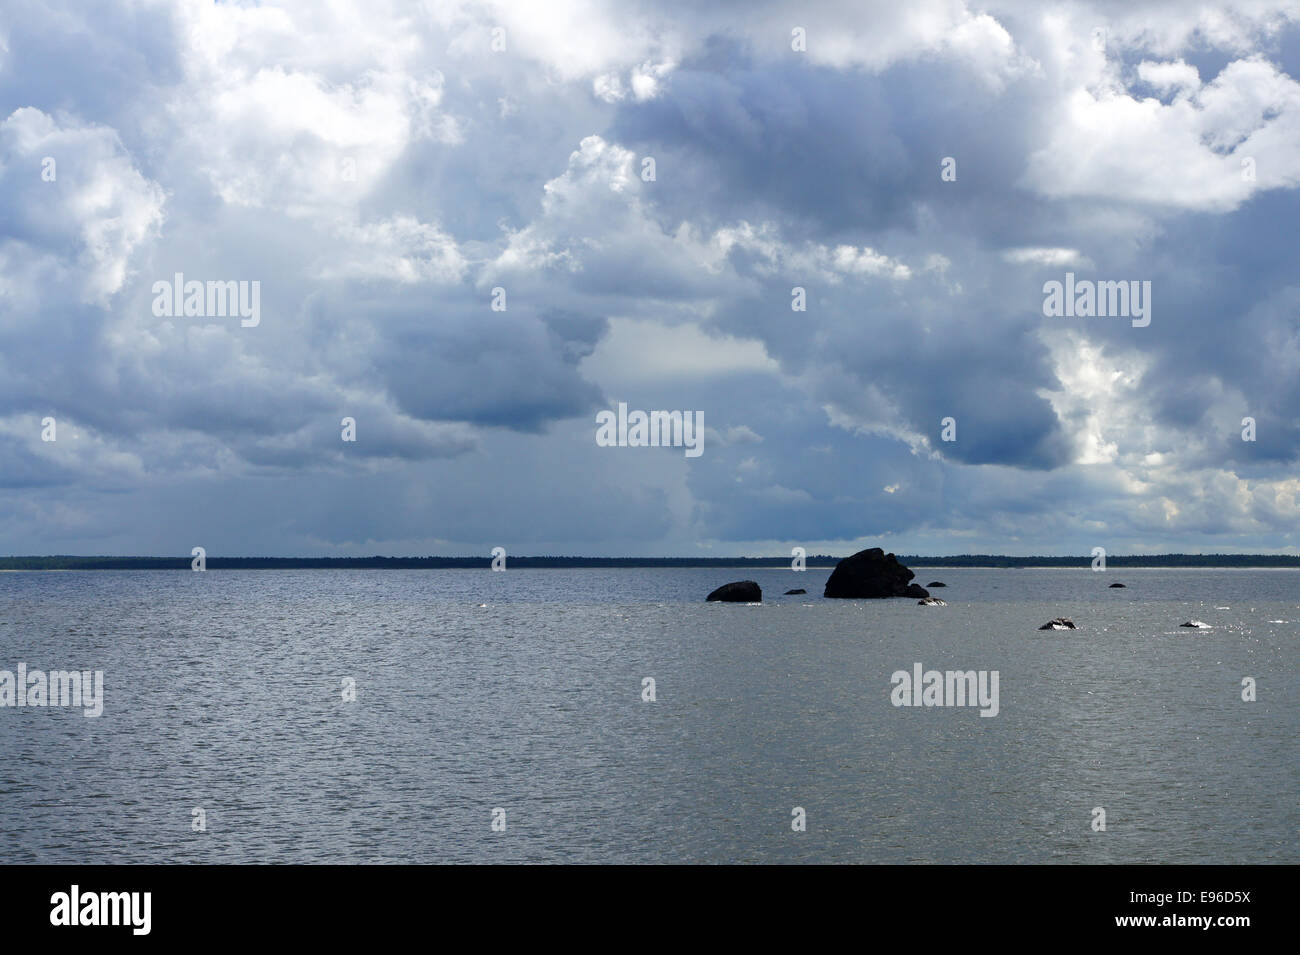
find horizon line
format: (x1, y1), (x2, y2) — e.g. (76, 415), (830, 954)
(4, 553), (1300, 569)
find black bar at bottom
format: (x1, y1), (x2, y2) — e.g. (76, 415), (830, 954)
(0, 863), (1285, 941)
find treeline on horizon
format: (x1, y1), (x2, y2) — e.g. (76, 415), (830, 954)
(3, 554), (1300, 569)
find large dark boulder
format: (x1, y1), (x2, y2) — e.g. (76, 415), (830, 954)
(1108, 582), (1126, 588)
(926, 581), (947, 588)
(707, 580), (761, 602)
(823, 548), (926, 599)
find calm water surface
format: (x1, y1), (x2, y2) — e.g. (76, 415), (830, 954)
(0, 568), (1295, 863)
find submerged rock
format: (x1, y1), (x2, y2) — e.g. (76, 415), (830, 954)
(926, 581), (947, 588)
(824, 548), (926, 599)
(783, 588), (807, 595)
(1038, 617), (1077, 630)
(1109, 582), (1126, 588)
(1180, 620), (1211, 628)
(706, 580), (761, 603)
(918, 596), (947, 606)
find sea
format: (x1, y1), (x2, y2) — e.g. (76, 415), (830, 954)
(0, 567), (1295, 863)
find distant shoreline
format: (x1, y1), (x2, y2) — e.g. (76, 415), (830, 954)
(2, 555), (1299, 570)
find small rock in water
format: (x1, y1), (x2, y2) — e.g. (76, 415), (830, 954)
(707, 580), (762, 603)
(1038, 617), (1077, 630)
(1108, 582), (1126, 588)
(918, 596), (947, 606)
(1180, 620), (1211, 628)
(783, 588), (807, 595)
(926, 581), (947, 588)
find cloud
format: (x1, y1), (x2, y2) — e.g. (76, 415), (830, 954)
(581, 317), (779, 386)
(0, 107), (164, 305)
(311, 215), (468, 284)
(3, 0), (1300, 556)
(1023, 56), (1300, 210)
(1002, 247), (1091, 268)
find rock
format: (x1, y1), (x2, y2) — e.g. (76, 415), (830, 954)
(918, 596), (947, 606)
(783, 588), (807, 595)
(1038, 617), (1077, 630)
(1109, 582), (1126, 588)
(926, 581), (947, 588)
(706, 580), (761, 603)
(824, 548), (926, 599)
(1180, 620), (1211, 628)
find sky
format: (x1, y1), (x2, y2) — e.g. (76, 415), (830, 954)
(1, 0), (1299, 558)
